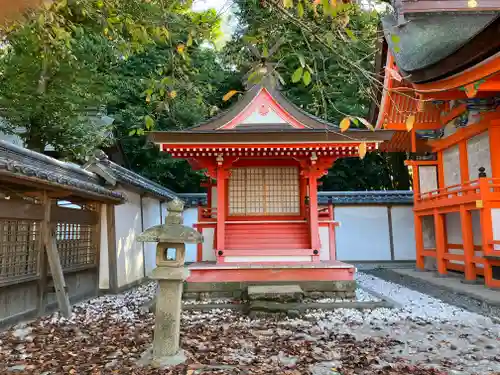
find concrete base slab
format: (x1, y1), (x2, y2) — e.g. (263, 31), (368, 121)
(248, 284), (304, 302)
(137, 347), (186, 369)
(392, 269), (500, 307)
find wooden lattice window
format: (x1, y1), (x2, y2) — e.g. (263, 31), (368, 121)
(0, 219), (41, 279)
(56, 222), (97, 270)
(229, 167), (300, 216)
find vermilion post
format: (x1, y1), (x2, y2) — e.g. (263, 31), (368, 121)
(460, 205), (476, 281)
(414, 214), (425, 270)
(434, 210), (447, 275)
(328, 203), (336, 261)
(216, 167), (226, 257)
(308, 175), (320, 252)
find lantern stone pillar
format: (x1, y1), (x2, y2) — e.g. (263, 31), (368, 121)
(137, 198), (203, 368)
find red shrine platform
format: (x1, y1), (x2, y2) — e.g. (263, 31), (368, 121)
(186, 261), (355, 283)
(149, 76), (395, 286)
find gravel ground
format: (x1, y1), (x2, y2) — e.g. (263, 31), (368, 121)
(364, 268), (500, 320)
(1, 273), (499, 374)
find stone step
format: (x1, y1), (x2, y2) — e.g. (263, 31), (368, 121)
(247, 284), (304, 303)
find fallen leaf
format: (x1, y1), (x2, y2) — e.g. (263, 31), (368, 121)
(358, 142), (367, 159)
(223, 90), (240, 101)
(405, 114), (416, 131)
(339, 117), (350, 132)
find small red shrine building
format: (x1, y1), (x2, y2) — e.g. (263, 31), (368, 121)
(149, 78), (394, 283)
(375, 5), (500, 288)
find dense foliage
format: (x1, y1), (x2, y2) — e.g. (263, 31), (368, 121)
(0, 0), (221, 160)
(0, 0), (410, 192)
(224, 0), (410, 190)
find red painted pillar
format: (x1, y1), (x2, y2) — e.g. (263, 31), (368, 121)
(216, 167), (226, 261)
(460, 205), (476, 281)
(309, 175), (320, 255)
(414, 214), (425, 270)
(434, 210), (447, 275)
(328, 203), (336, 261)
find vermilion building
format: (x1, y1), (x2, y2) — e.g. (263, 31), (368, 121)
(150, 77), (395, 285)
(375, 2), (500, 287)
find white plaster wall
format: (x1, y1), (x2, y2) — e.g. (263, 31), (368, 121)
(335, 206), (391, 261)
(419, 166), (438, 194)
(443, 120), (458, 138)
(114, 187), (144, 288)
(161, 201), (168, 223)
(472, 210), (482, 246)
(443, 145), (461, 187)
(391, 206), (416, 260)
(492, 209), (500, 251)
(319, 226), (330, 261)
(183, 207), (198, 263)
(99, 204), (109, 290)
(242, 107), (286, 124)
(202, 227), (216, 261)
(422, 216), (436, 249)
(142, 197), (161, 276)
(467, 131), (492, 179)
(446, 212), (464, 265)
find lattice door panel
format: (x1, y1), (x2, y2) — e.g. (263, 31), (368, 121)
(0, 219), (40, 279)
(229, 167), (300, 216)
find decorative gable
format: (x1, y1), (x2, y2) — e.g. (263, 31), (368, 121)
(217, 88), (308, 130)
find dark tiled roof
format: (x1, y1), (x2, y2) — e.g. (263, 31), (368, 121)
(382, 11), (500, 83)
(0, 140), (125, 202)
(318, 191), (413, 205)
(177, 193), (207, 207)
(178, 191), (414, 207)
(107, 161), (177, 201)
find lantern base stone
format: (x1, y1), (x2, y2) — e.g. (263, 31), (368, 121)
(137, 348), (187, 369)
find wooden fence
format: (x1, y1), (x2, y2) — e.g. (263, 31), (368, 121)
(0, 196), (101, 326)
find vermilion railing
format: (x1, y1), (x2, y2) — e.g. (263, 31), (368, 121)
(198, 207), (217, 221)
(417, 178), (500, 205)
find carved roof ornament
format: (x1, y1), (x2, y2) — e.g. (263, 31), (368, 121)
(243, 38), (284, 90)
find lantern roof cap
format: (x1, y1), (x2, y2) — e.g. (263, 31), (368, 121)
(137, 198), (202, 244)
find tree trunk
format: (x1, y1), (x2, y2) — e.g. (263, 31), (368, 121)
(25, 118), (46, 153)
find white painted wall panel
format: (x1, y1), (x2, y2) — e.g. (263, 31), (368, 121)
(335, 206), (391, 261)
(391, 206), (416, 260)
(492, 208), (500, 251)
(183, 207), (198, 263)
(99, 204), (109, 290)
(319, 226), (330, 261)
(202, 227), (216, 261)
(242, 107), (286, 124)
(114, 187), (144, 288)
(472, 210), (482, 246)
(419, 166), (438, 194)
(142, 197), (160, 276)
(446, 212), (462, 244)
(467, 131), (492, 180)
(443, 145), (461, 187)
(422, 216), (436, 249)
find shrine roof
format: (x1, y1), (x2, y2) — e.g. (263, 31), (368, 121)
(382, 11), (500, 83)
(149, 79), (394, 145)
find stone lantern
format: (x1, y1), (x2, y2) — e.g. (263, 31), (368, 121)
(137, 198), (203, 368)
